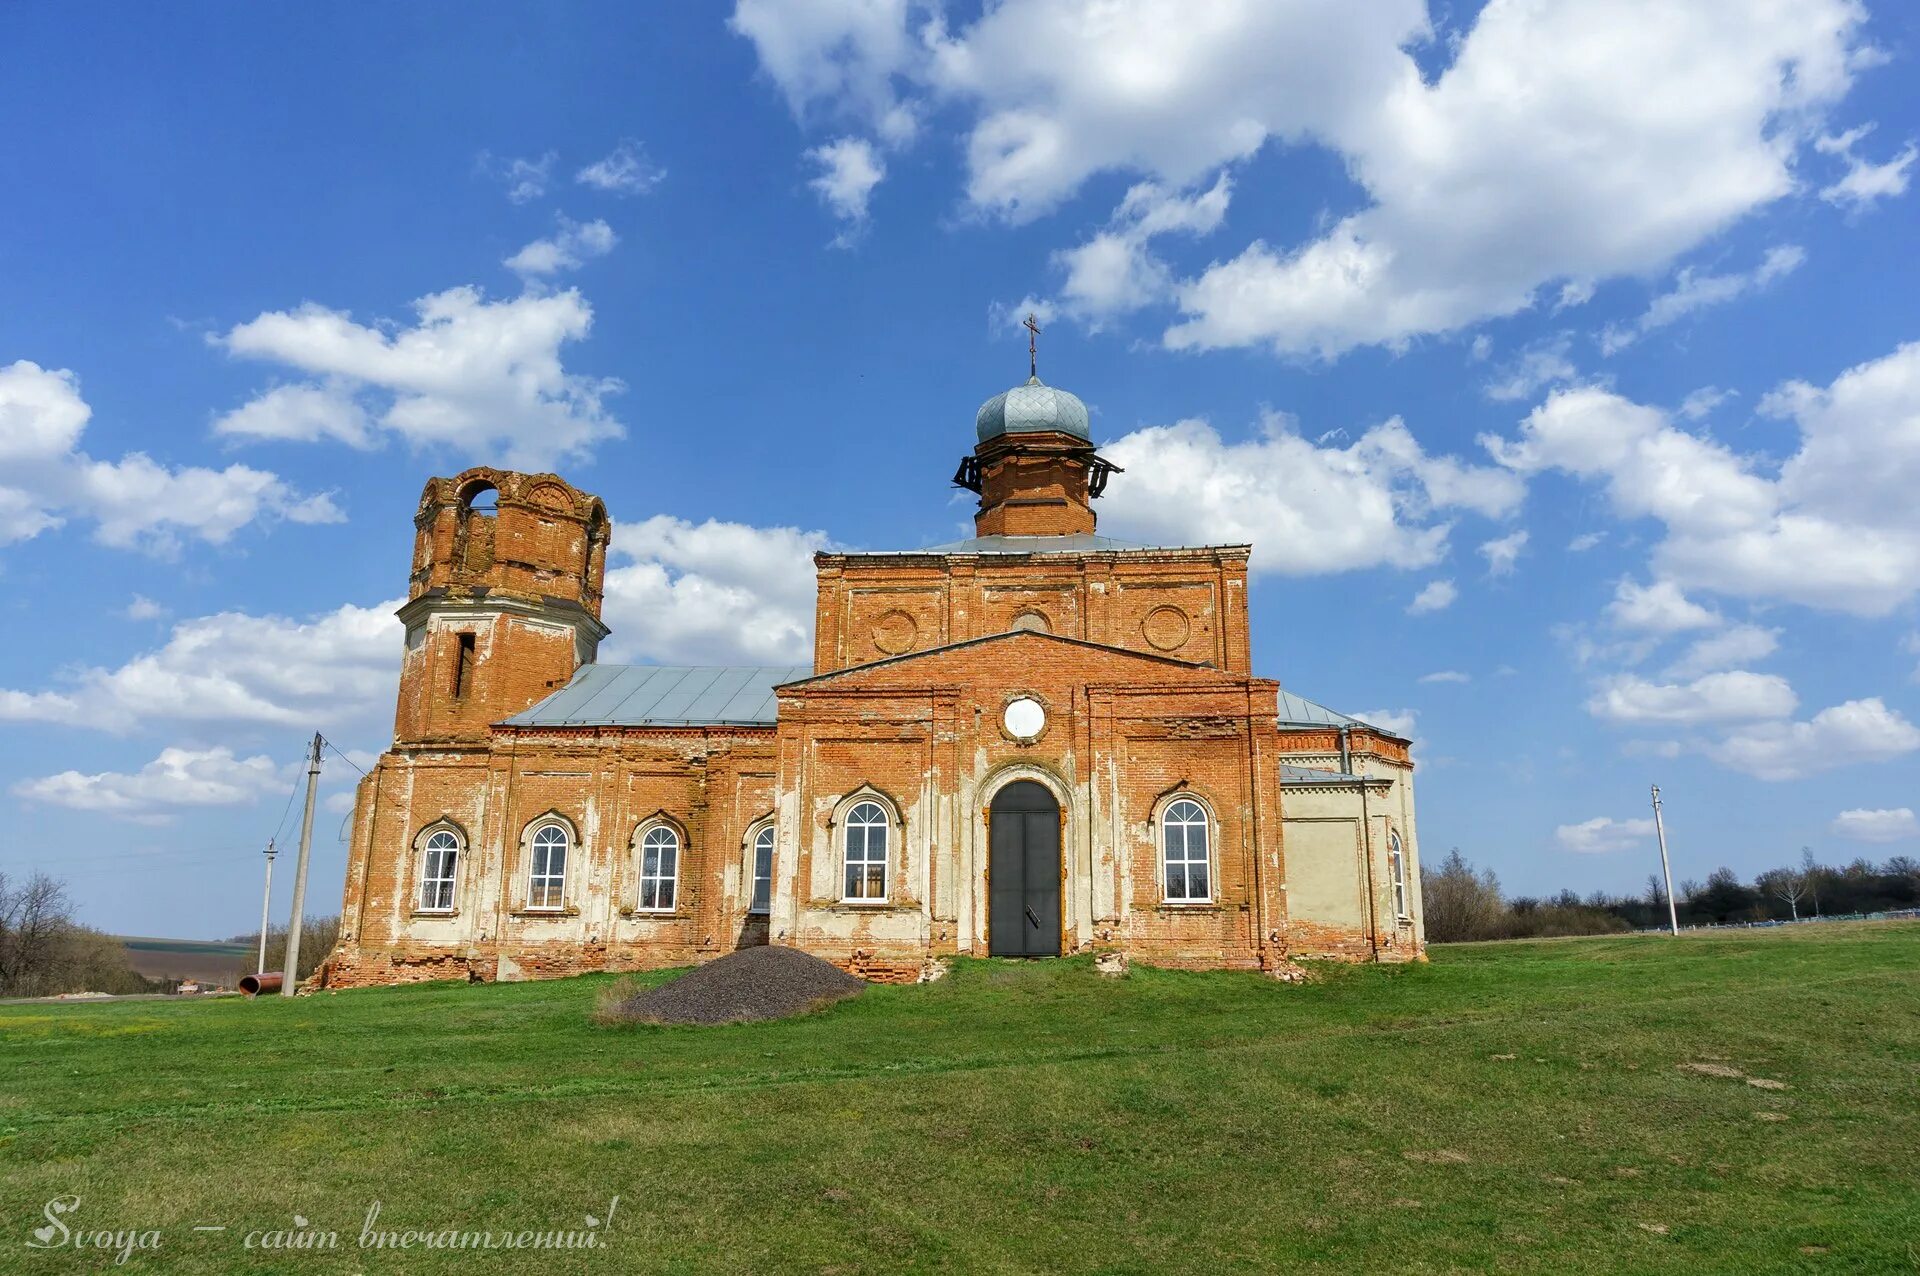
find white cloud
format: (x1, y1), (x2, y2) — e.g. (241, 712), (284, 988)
(807, 136), (886, 231)
(125, 595), (164, 621)
(1586, 671), (1796, 725)
(1831, 807), (1918, 843)
(1407, 579), (1457, 615)
(1100, 412), (1522, 576)
(13, 746), (282, 820)
(1159, 2), (1868, 357)
(575, 139), (665, 195)
(1704, 698), (1912, 775)
(1662, 624), (1781, 680)
(215, 286), (623, 468)
(0, 599), (403, 734)
(1600, 245), (1804, 355)
(1418, 670), (1469, 685)
(1479, 529), (1528, 577)
(1050, 174), (1231, 325)
(504, 216), (618, 279)
(212, 382), (374, 448)
(735, 2), (1875, 359)
(1568, 532), (1607, 552)
(0, 360), (341, 555)
(730, 0), (924, 138)
(1556, 816), (1657, 854)
(1483, 334), (1576, 403)
(1606, 579), (1720, 634)
(1704, 697), (1920, 781)
(1487, 346), (1920, 617)
(1678, 386), (1735, 421)
(1352, 707), (1417, 742)
(1816, 124), (1916, 210)
(478, 151), (556, 204)
(601, 515), (829, 665)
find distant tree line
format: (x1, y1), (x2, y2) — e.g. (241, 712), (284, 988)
(1420, 848), (1920, 943)
(227, 916), (342, 982)
(0, 872), (156, 997)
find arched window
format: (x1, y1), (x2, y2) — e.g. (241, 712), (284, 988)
(637, 824), (680, 913)
(842, 801), (890, 902)
(1389, 830), (1409, 919)
(749, 824), (774, 916)
(528, 822), (569, 910)
(418, 829), (460, 912)
(1162, 798), (1212, 904)
(456, 480), (499, 574)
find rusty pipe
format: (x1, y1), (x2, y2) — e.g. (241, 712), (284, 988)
(239, 972), (284, 996)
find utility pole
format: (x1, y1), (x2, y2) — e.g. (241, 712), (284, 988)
(256, 839), (276, 975)
(281, 733), (323, 997)
(1651, 783), (1679, 936)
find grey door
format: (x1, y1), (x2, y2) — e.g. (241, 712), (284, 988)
(989, 781), (1061, 957)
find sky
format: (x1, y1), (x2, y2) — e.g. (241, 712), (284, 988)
(3, 1), (1918, 940)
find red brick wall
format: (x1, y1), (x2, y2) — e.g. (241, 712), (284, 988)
(327, 728), (779, 988)
(814, 548), (1252, 674)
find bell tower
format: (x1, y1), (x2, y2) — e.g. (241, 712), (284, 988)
(391, 467), (610, 745)
(953, 314), (1120, 538)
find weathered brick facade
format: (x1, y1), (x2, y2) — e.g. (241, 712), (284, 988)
(325, 385), (1424, 988)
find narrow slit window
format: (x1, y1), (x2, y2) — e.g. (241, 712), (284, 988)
(1389, 831), (1409, 919)
(750, 825), (774, 915)
(452, 632), (476, 699)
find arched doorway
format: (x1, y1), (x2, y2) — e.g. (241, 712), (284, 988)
(988, 780), (1061, 957)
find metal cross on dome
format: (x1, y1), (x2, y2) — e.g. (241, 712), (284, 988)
(1024, 311), (1041, 380)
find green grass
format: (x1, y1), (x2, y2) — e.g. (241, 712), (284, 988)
(3, 924), (1917, 1274)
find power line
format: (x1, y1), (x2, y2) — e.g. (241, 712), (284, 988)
(320, 735), (369, 779)
(267, 744), (305, 847)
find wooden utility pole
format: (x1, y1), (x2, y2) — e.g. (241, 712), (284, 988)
(280, 734), (322, 996)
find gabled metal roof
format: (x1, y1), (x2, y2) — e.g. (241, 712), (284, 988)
(502, 664), (811, 728)
(1279, 762), (1372, 785)
(1276, 690), (1374, 731)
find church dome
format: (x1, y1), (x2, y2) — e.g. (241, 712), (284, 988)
(976, 376), (1091, 443)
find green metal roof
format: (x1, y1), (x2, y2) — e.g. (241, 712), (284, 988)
(976, 376), (1091, 442)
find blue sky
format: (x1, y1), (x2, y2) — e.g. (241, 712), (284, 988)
(3, 1), (1918, 939)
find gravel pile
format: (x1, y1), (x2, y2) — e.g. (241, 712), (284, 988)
(615, 945), (864, 1025)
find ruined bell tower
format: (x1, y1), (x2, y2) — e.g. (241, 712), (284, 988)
(391, 467), (610, 745)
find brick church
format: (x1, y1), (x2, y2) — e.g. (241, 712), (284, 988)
(324, 362), (1425, 986)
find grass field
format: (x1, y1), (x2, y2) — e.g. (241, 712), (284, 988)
(115, 937), (254, 986)
(3, 923), (1916, 1274)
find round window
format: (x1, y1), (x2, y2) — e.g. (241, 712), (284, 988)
(1003, 696), (1046, 741)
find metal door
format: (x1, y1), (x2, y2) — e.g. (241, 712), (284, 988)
(988, 781), (1061, 957)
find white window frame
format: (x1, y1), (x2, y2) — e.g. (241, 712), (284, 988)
(1160, 797), (1214, 905)
(417, 827), (461, 913)
(635, 822), (681, 914)
(748, 823), (774, 916)
(1388, 830), (1410, 920)
(527, 821), (570, 911)
(840, 799), (892, 904)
